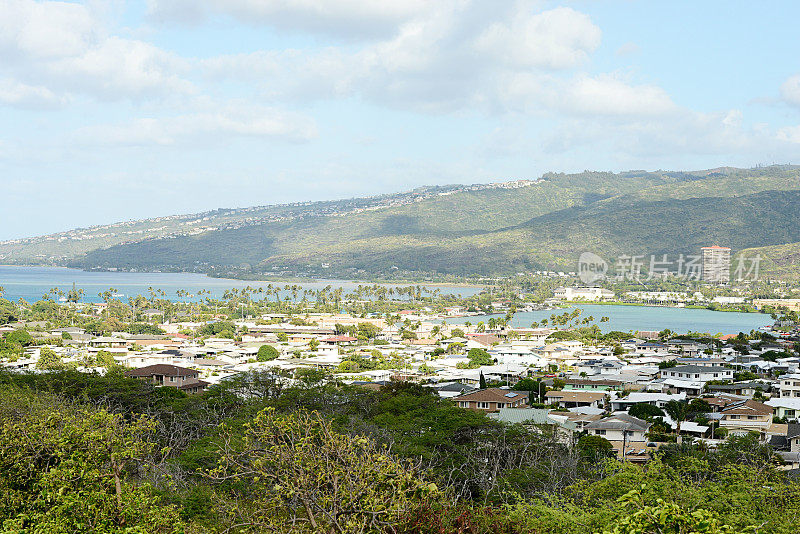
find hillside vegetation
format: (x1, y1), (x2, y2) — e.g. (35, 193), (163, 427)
(736, 241), (800, 281)
(1, 371), (799, 533)
(5, 166), (800, 279)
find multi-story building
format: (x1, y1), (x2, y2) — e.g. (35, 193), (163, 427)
(660, 365), (733, 382)
(658, 365), (733, 396)
(718, 399), (773, 435)
(778, 373), (800, 398)
(701, 245), (731, 283)
(125, 364), (209, 394)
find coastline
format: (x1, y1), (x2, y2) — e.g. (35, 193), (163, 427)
(565, 300), (765, 315)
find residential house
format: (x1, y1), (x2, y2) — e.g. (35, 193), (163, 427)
(658, 365), (732, 396)
(89, 336), (128, 348)
(545, 390), (607, 409)
(706, 381), (769, 397)
(490, 408), (578, 443)
(766, 397), (800, 421)
(431, 382), (477, 399)
(453, 388), (529, 412)
(778, 373), (800, 399)
(585, 413), (651, 444)
(610, 392), (686, 411)
(563, 378), (624, 391)
(675, 357), (728, 367)
(718, 399), (773, 435)
(550, 411), (603, 432)
(660, 365), (732, 382)
(125, 364), (209, 394)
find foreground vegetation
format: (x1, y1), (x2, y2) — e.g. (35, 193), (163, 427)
(1, 370), (799, 533)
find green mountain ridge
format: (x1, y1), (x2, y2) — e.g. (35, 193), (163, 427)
(4, 165), (800, 279)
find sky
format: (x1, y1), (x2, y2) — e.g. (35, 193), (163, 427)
(1, 0), (800, 240)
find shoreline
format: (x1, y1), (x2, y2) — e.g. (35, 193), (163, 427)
(565, 300), (765, 315)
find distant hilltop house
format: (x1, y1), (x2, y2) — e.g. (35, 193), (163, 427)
(554, 287), (614, 302)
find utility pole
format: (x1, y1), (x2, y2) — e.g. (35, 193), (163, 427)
(622, 429), (628, 462)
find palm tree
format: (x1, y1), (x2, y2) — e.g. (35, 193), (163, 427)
(664, 400), (689, 444)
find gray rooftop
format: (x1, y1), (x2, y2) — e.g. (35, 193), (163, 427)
(663, 365), (730, 373)
(586, 413), (650, 432)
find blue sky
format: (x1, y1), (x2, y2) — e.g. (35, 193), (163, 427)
(1, 0), (800, 240)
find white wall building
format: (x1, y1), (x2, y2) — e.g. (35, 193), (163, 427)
(553, 287), (614, 301)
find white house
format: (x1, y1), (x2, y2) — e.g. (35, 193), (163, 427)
(586, 413), (651, 442)
(778, 374), (800, 399)
(660, 365), (732, 383)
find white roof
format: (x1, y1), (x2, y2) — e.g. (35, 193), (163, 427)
(662, 378), (704, 389)
(680, 421), (709, 433)
(766, 398), (800, 409)
(616, 392), (687, 403)
(568, 406), (605, 415)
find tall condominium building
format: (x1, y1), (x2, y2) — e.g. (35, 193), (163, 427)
(701, 245), (731, 283)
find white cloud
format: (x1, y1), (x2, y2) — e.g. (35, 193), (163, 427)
(540, 107), (775, 163)
(74, 104), (318, 146)
(199, 4), (615, 114)
(565, 74), (676, 117)
(777, 125), (800, 144)
(0, 0), (193, 101)
(0, 78), (66, 108)
(0, 0), (95, 59)
(49, 37), (193, 98)
(781, 74), (800, 107)
(147, 0), (432, 38)
(615, 42), (640, 57)
(475, 7), (601, 70)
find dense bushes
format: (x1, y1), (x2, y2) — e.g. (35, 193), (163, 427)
(1, 371), (799, 533)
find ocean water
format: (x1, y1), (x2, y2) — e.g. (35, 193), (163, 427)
(0, 265), (484, 304)
(0, 266), (771, 334)
(446, 304), (772, 335)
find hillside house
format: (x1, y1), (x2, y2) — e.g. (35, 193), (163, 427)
(125, 364), (209, 394)
(545, 390), (607, 409)
(453, 388), (529, 412)
(585, 413), (651, 443)
(718, 399), (773, 435)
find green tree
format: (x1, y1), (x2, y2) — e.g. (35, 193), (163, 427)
(577, 434), (614, 461)
(629, 403), (666, 421)
(467, 347), (493, 367)
(664, 400), (690, 443)
(0, 391), (183, 532)
(257, 344), (280, 361)
(600, 487), (736, 534)
(209, 408), (438, 533)
(6, 329), (32, 347)
(36, 347), (64, 370)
